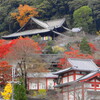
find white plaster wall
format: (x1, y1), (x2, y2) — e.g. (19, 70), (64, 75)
(69, 75), (73, 82)
(96, 79), (100, 82)
(29, 78), (55, 90)
(90, 79), (95, 82)
(39, 79), (46, 89)
(63, 77), (67, 83)
(47, 79), (54, 89)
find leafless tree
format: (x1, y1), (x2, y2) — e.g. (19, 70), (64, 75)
(5, 38), (46, 89)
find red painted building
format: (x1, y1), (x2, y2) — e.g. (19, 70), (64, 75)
(27, 72), (57, 90)
(53, 58), (100, 100)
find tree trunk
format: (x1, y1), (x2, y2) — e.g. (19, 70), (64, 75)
(23, 61), (27, 90)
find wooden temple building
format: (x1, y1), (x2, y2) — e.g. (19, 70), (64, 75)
(25, 58), (100, 100)
(27, 72), (57, 90)
(53, 58), (100, 100)
(2, 17), (67, 40)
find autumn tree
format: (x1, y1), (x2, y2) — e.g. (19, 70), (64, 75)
(58, 46), (93, 69)
(0, 61), (12, 85)
(1, 83), (12, 100)
(0, 39), (17, 59)
(5, 37), (46, 89)
(0, 39), (9, 59)
(11, 4), (38, 26)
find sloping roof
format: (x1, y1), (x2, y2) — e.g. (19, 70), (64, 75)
(17, 17), (49, 32)
(68, 58), (99, 71)
(2, 29), (50, 39)
(31, 17), (65, 29)
(54, 71), (100, 88)
(53, 67), (72, 75)
(79, 71), (100, 82)
(53, 58), (99, 75)
(2, 17), (66, 39)
(31, 17), (49, 29)
(54, 81), (77, 88)
(27, 72), (58, 78)
(45, 18), (66, 29)
(54, 59), (100, 88)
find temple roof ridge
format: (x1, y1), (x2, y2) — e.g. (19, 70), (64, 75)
(53, 58), (99, 75)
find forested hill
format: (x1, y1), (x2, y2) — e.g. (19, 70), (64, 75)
(0, 0), (100, 36)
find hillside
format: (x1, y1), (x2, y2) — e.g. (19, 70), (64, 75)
(0, 0), (100, 37)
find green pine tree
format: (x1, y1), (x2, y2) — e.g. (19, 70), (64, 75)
(80, 38), (91, 54)
(14, 79), (27, 100)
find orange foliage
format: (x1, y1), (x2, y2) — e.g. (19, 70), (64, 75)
(11, 4), (38, 26)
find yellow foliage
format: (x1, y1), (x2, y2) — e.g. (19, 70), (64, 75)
(33, 89), (46, 98)
(38, 89), (46, 96)
(96, 31), (100, 35)
(1, 83), (12, 100)
(11, 4), (38, 26)
(53, 46), (65, 52)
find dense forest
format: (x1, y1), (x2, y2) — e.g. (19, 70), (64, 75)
(0, 0), (100, 36)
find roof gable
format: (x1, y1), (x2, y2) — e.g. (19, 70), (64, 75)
(17, 18), (46, 32)
(53, 59), (99, 75)
(17, 17), (66, 32)
(45, 18), (66, 29)
(68, 58), (99, 71)
(31, 17), (49, 29)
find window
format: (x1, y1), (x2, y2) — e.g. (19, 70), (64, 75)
(39, 83), (46, 89)
(81, 72), (86, 74)
(48, 79), (54, 89)
(69, 76), (73, 82)
(30, 82), (37, 89)
(48, 83), (53, 89)
(63, 77), (67, 83)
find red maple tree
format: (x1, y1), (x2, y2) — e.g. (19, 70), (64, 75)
(0, 37), (42, 87)
(4, 37), (42, 88)
(58, 46), (93, 69)
(88, 42), (97, 52)
(0, 61), (12, 85)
